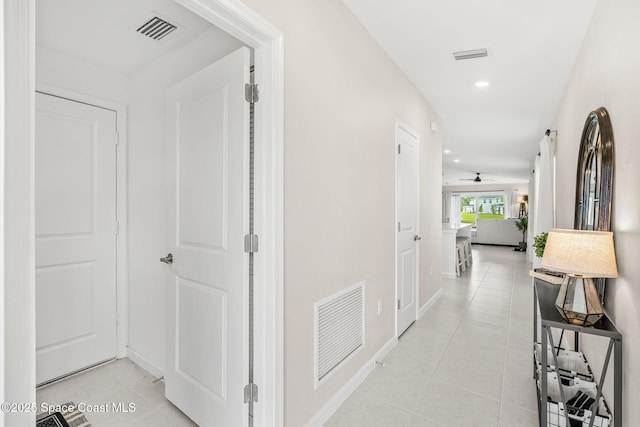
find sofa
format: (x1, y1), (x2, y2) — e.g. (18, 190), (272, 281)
(471, 218), (522, 246)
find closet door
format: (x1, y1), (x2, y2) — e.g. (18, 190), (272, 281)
(35, 92), (118, 384)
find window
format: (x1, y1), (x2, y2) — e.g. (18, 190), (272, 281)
(457, 192), (506, 226)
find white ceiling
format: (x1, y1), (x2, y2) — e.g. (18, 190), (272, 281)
(36, 0), (240, 75)
(341, 0), (598, 187)
(38, 0), (599, 187)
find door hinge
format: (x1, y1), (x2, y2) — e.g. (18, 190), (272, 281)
(398, 144), (401, 154)
(244, 234), (259, 253)
(398, 222), (401, 232)
(397, 299), (401, 310)
(115, 221), (120, 235)
(244, 383), (259, 403)
(115, 131), (120, 146)
(245, 83), (259, 103)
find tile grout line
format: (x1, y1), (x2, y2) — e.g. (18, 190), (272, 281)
(497, 256), (518, 425)
(427, 276), (480, 376)
(498, 251), (540, 424)
(353, 391), (448, 426)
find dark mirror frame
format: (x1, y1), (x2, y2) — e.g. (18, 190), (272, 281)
(574, 107), (614, 232)
(574, 107), (614, 302)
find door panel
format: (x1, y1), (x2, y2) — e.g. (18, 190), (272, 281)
(178, 86), (227, 250)
(400, 248), (416, 311)
(36, 112), (94, 236)
(165, 47), (249, 427)
(396, 122), (420, 336)
(177, 279), (226, 397)
(35, 92), (117, 384)
(36, 263), (95, 348)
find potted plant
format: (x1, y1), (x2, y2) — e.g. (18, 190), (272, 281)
(515, 215), (528, 251)
(533, 232), (548, 258)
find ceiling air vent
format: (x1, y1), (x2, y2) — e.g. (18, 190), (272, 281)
(136, 16), (178, 41)
(452, 48), (488, 61)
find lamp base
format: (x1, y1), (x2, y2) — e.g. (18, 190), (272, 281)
(555, 275), (604, 326)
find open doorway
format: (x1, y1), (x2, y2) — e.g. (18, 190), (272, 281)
(3, 0), (283, 425)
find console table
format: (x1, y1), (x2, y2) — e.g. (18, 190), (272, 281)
(533, 279), (622, 427)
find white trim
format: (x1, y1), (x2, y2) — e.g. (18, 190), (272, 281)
(0, 1), (6, 423)
(35, 84), (129, 359)
(176, 2), (285, 425)
(304, 336), (397, 427)
(2, 1), (284, 426)
(418, 288), (443, 318)
(176, 0), (283, 45)
(0, 2), (6, 423)
(126, 347), (164, 379)
(1, 0), (36, 425)
(394, 121), (399, 339)
(413, 123), (421, 326)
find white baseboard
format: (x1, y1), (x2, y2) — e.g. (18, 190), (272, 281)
(127, 347), (164, 379)
(442, 272), (457, 279)
(418, 288), (443, 318)
(304, 336), (397, 427)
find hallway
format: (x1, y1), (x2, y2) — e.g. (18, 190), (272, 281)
(326, 245), (538, 426)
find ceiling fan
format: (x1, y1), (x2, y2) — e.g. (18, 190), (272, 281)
(460, 172), (494, 183)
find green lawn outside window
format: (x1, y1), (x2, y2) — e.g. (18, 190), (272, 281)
(460, 213), (504, 225)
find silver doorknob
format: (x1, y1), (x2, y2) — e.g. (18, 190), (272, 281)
(160, 253), (173, 264)
(413, 235), (422, 241)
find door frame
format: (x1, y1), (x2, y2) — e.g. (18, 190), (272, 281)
(0, 0), (284, 426)
(36, 85), (129, 361)
(394, 119), (420, 337)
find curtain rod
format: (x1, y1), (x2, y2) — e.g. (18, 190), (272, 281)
(545, 129), (558, 136)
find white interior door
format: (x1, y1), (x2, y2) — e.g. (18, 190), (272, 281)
(35, 92), (118, 384)
(396, 121), (420, 336)
(165, 47), (250, 427)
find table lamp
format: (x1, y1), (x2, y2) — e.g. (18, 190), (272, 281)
(540, 229), (618, 326)
(517, 195), (527, 218)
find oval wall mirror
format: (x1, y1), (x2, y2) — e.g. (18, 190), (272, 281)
(574, 107), (614, 231)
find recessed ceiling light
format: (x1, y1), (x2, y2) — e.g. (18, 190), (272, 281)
(475, 81), (490, 88)
(454, 159), (460, 163)
(443, 149), (451, 155)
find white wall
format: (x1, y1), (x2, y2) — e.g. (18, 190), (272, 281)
(553, 0), (640, 423)
(420, 131), (443, 309)
(443, 183), (528, 195)
(36, 47), (129, 104)
(236, 0), (443, 425)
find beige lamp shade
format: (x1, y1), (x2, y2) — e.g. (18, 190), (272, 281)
(541, 229), (618, 278)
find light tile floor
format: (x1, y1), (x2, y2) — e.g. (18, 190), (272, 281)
(36, 358), (196, 426)
(325, 245), (538, 427)
(37, 245), (536, 427)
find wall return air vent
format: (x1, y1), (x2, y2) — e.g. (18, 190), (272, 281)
(452, 48), (488, 61)
(136, 16), (178, 40)
(314, 282), (365, 389)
